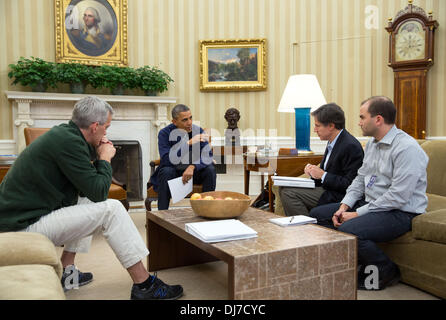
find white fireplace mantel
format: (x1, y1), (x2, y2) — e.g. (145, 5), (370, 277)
(5, 91), (176, 155)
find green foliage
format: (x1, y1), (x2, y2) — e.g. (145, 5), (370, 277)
(136, 66), (174, 94)
(8, 57), (174, 95)
(55, 62), (91, 85)
(94, 65), (138, 90)
(8, 57), (58, 89)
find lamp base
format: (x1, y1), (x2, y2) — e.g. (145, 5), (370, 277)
(295, 107), (312, 152)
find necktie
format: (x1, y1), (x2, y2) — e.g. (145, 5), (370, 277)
(323, 145), (332, 170)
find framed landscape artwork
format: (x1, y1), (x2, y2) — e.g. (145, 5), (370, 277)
(55, 0), (128, 66)
(199, 39), (267, 91)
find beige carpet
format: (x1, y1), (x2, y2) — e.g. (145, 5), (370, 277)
(58, 208), (439, 300)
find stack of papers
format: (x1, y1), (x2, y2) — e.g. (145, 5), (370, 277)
(269, 215), (317, 227)
(272, 176), (315, 188)
(185, 219), (258, 243)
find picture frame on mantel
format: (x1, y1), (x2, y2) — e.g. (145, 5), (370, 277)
(199, 39), (267, 91)
(55, 0), (128, 66)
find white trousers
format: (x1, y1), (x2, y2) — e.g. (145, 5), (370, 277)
(22, 197), (149, 269)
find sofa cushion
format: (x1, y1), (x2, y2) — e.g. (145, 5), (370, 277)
(421, 140), (446, 197)
(426, 193), (446, 213)
(0, 232), (62, 277)
(0, 264), (65, 300)
(412, 209), (446, 244)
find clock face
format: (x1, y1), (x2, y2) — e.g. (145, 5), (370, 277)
(395, 21), (426, 62)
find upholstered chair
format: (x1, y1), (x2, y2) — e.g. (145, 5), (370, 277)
(23, 127), (129, 210)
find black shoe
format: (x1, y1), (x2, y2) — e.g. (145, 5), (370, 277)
(358, 264), (401, 291)
(61, 265), (93, 291)
(379, 264), (401, 290)
(131, 273), (183, 300)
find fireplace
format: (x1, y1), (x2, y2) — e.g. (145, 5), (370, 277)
(6, 91), (177, 202)
(111, 140), (143, 201)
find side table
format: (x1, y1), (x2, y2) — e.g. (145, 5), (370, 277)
(243, 153), (324, 212)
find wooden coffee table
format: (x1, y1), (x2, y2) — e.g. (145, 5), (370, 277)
(146, 207), (357, 300)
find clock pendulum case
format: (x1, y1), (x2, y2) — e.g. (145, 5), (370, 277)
(386, 1), (438, 139)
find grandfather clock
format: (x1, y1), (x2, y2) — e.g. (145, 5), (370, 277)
(386, 1), (438, 139)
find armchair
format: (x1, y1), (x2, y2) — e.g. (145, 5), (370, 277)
(23, 127), (129, 210)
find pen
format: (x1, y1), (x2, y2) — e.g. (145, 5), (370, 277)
(289, 216), (295, 223)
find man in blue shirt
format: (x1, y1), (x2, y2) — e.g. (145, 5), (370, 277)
(310, 96), (429, 290)
(279, 103), (364, 216)
(150, 104), (216, 210)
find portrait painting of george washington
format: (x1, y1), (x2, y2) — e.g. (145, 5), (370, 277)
(65, 0), (118, 57)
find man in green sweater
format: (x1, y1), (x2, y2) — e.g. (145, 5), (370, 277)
(0, 96), (183, 300)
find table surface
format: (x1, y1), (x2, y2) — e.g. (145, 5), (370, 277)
(147, 207), (357, 299)
(147, 207), (356, 258)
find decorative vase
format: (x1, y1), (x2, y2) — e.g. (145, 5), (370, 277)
(31, 80), (48, 92)
(70, 82), (85, 94)
(111, 84), (124, 95)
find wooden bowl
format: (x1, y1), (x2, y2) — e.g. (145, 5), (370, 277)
(190, 191), (251, 219)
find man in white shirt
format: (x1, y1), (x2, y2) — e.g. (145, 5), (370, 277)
(279, 103), (364, 216)
(310, 96), (428, 290)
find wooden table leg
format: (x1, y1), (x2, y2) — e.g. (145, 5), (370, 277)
(244, 167), (250, 195)
(260, 174), (264, 194)
(146, 218), (217, 271)
(268, 175), (274, 212)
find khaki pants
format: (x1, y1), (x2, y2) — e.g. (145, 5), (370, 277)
(279, 186), (325, 216)
(22, 197), (149, 269)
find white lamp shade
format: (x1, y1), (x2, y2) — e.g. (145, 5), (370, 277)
(277, 74), (327, 113)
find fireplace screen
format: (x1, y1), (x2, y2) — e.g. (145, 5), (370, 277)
(110, 140), (143, 201)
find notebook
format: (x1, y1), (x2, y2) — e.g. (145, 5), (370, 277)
(271, 176), (315, 188)
(269, 215), (317, 227)
(185, 219), (258, 243)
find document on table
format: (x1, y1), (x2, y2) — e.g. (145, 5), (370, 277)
(168, 176), (193, 204)
(269, 215), (317, 227)
(185, 219), (258, 243)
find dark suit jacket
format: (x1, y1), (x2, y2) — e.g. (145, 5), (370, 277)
(314, 129), (364, 205)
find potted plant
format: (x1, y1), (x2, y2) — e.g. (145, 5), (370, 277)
(95, 65), (137, 95)
(136, 66), (173, 95)
(55, 62), (91, 94)
(8, 57), (57, 92)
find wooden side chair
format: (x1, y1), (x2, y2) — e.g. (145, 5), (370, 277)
(23, 127), (129, 210)
(145, 132), (212, 211)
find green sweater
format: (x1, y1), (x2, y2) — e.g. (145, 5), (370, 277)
(0, 121), (113, 231)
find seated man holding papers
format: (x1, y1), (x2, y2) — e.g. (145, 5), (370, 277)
(279, 103), (364, 216)
(150, 104), (216, 210)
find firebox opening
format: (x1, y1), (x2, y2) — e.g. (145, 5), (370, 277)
(110, 140), (143, 201)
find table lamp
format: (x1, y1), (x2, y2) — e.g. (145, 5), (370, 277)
(277, 74), (327, 154)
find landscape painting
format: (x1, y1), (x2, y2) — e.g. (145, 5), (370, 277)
(200, 39), (267, 91)
(208, 47), (258, 82)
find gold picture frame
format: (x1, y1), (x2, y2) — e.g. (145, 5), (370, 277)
(55, 0), (128, 66)
(199, 39), (267, 91)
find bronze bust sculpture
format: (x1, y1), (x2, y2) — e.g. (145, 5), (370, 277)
(224, 108), (240, 130)
(224, 108), (241, 146)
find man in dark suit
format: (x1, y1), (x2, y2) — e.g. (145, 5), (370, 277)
(279, 103), (364, 216)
